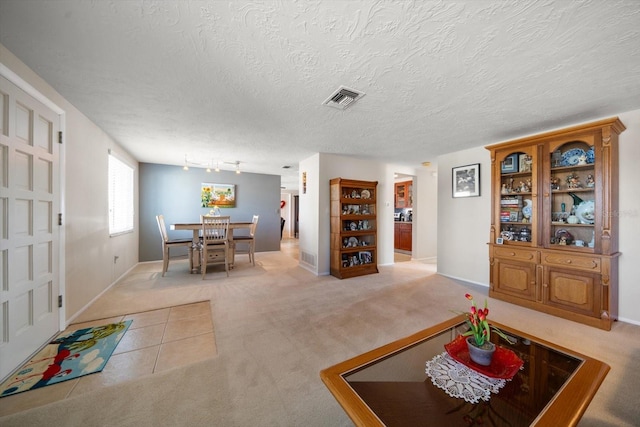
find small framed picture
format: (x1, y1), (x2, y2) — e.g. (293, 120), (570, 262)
(519, 154), (532, 172)
(452, 163), (480, 198)
(496, 237), (504, 245)
(359, 251), (372, 264)
(501, 154), (519, 173)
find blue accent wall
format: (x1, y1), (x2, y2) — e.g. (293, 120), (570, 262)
(139, 162), (281, 261)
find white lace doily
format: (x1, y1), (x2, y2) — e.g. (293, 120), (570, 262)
(425, 352), (507, 404)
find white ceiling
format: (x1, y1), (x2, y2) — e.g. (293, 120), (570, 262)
(1, 1), (639, 191)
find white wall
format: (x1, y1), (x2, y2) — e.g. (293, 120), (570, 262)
(616, 109), (640, 325)
(414, 166), (438, 261)
(437, 112), (640, 325)
(437, 147), (491, 284)
(1, 43), (139, 323)
(298, 154), (321, 272)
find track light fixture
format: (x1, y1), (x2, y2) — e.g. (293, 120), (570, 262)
(182, 156), (243, 174)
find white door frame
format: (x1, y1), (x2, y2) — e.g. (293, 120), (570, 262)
(0, 62), (66, 333)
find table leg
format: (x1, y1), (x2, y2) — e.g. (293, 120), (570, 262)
(191, 230), (201, 274)
(228, 228), (236, 269)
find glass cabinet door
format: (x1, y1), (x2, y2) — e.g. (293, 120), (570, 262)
(545, 139), (596, 251)
(496, 149), (537, 245)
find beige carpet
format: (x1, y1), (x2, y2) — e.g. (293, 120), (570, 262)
(0, 249), (638, 426)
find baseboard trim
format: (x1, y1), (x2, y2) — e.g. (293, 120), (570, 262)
(438, 273), (489, 289)
(65, 262), (140, 326)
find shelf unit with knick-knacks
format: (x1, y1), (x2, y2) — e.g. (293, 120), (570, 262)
(486, 117), (625, 330)
(330, 178), (378, 279)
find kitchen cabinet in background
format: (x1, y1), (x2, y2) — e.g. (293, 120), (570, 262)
(394, 181), (412, 208)
(394, 222), (412, 251)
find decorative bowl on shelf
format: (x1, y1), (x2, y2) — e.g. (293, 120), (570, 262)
(576, 200), (595, 224)
(561, 148), (586, 166)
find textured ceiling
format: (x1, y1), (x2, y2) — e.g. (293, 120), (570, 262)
(1, 1), (640, 190)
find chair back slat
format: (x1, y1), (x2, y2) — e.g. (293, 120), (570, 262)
(201, 215), (230, 244)
(249, 215), (259, 237)
(156, 214), (169, 243)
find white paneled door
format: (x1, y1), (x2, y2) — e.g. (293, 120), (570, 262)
(0, 75), (60, 380)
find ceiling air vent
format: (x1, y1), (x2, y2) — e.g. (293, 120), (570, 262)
(322, 86), (365, 110)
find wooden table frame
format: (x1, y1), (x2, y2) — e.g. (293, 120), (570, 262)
(320, 315), (609, 427)
(170, 222), (253, 271)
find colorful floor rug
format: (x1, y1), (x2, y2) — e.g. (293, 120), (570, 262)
(0, 320), (132, 398)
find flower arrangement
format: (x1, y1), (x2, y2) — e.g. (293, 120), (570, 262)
(458, 293), (511, 347)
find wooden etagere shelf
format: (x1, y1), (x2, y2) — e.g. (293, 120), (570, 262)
(486, 117), (625, 330)
(330, 178), (378, 279)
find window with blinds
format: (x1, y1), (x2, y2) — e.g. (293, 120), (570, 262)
(108, 153), (134, 235)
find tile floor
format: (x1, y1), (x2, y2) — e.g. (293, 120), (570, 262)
(0, 301), (216, 417)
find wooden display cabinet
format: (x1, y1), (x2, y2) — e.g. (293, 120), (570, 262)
(330, 178), (378, 279)
(486, 117), (625, 330)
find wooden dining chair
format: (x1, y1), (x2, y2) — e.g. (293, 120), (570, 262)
(156, 214), (194, 276)
(201, 215), (230, 278)
(233, 215), (259, 266)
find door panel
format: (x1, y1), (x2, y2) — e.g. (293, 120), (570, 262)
(545, 268), (599, 317)
(0, 75), (60, 380)
(494, 259), (537, 301)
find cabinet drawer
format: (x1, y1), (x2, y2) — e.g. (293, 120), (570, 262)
(541, 252), (601, 273)
(493, 247), (537, 263)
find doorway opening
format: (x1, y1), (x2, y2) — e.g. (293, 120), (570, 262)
(393, 173), (414, 262)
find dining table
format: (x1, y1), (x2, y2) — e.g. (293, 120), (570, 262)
(170, 221), (254, 272)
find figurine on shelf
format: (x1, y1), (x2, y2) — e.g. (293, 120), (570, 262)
(577, 153), (588, 165)
(550, 176), (560, 191)
(501, 184), (509, 194)
(559, 236), (568, 245)
(519, 181), (529, 193)
(586, 174), (595, 188)
(566, 172), (582, 189)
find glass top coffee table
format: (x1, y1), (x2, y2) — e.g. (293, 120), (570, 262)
(320, 315), (609, 427)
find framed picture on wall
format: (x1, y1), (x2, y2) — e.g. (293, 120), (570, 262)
(201, 183), (236, 208)
(452, 163), (480, 198)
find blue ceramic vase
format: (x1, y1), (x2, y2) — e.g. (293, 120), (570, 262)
(466, 337), (496, 366)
